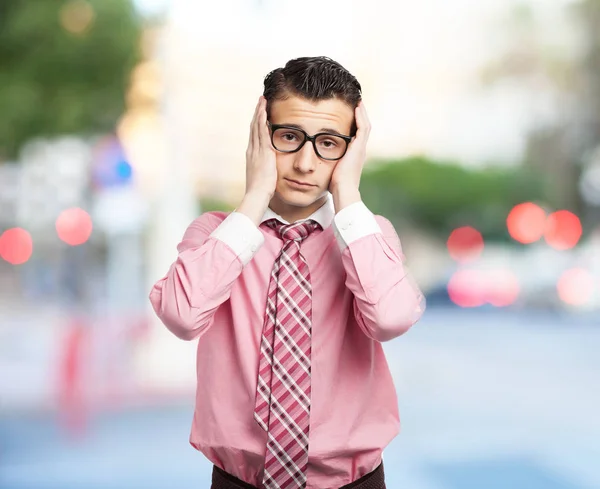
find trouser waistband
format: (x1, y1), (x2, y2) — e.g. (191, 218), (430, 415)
(211, 462), (386, 489)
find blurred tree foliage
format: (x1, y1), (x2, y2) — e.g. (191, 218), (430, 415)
(360, 156), (552, 241)
(479, 0), (600, 215)
(0, 0), (141, 161)
(199, 197), (235, 214)
(198, 157), (553, 243)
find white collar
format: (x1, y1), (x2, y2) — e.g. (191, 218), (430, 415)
(261, 193), (334, 229)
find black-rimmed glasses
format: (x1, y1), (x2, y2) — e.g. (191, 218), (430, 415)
(268, 122), (353, 161)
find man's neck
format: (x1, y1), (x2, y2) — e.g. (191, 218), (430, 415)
(268, 195), (328, 223)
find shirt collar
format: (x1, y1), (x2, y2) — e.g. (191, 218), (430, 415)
(261, 193), (335, 229)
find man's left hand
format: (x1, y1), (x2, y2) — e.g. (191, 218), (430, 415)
(329, 101), (371, 209)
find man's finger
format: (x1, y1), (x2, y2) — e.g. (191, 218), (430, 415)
(248, 96), (262, 149)
(354, 102), (371, 142)
(257, 97), (269, 147)
(353, 103), (365, 141)
(360, 101), (371, 135)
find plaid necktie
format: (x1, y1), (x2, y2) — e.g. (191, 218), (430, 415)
(254, 218), (321, 489)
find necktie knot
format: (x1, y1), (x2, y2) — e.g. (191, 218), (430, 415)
(265, 219), (321, 243)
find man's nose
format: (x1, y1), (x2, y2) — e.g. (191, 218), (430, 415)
(293, 142), (317, 173)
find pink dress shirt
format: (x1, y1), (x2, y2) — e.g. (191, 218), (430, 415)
(149, 196), (425, 489)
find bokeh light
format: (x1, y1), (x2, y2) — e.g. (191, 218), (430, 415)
(447, 269), (486, 308)
(56, 208), (93, 246)
(557, 268), (595, 306)
(92, 135), (134, 189)
(506, 202), (547, 244)
(446, 226), (484, 263)
(115, 160), (133, 180)
(544, 210), (582, 250)
(448, 268), (520, 308)
(60, 0), (95, 35)
(0, 228), (33, 265)
(486, 269), (520, 307)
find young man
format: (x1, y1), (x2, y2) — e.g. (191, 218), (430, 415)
(150, 56), (425, 489)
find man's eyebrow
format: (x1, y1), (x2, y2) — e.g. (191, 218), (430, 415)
(320, 127), (345, 136)
(279, 123), (345, 136)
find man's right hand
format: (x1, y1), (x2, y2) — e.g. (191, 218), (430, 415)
(237, 96), (278, 226)
(245, 96), (277, 198)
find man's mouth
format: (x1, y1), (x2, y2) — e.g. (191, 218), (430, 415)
(285, 178), (315, 187)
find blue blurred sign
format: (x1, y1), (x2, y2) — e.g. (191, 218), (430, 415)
(92, 135), (133, 189)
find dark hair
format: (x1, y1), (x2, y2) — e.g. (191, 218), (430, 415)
(263, 56), (362, 121)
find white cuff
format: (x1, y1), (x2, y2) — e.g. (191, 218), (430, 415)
(210, 212), (264, 266)
(333, 201), (382, 251)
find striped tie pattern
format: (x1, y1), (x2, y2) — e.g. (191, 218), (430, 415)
(254, 218), (321, 489)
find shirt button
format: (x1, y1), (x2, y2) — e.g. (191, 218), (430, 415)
(250, 244), (257, 252)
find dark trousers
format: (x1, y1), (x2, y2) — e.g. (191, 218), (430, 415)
(211, 462), (386, 489)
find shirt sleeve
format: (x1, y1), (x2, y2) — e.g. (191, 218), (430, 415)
(333, 201), (382, 250)
(338, 209), (426, 342)
(149, 212), (263, 341)
(210, 212), (264, 266)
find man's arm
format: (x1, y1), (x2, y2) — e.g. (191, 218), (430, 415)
(328, 101), (425, 341)
(149, 96), (276, 340)
(149, 211), (264, 340)
(333, 203), (425, 342)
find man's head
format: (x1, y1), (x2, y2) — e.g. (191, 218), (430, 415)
(263, 56), (362, 222)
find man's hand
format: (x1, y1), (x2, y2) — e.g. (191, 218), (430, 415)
(245, 96), (278, 197)
(237, 96), (278, 226)
(329, 101), (370, 212)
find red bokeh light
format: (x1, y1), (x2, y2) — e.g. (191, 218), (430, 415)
(56, 208), (93, 246)
(506, 202), (546, 244)
(557, 268), (594, 306)
(448, 268), (520, 308)
(0, 228), (33, 265)
(447, 226), (484, 263)
(544, 210), (582, 250)
(447, 269), (486, 308)
(485, 269), (520, 307)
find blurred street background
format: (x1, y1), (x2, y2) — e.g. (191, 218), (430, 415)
(1, 1), (599, 488)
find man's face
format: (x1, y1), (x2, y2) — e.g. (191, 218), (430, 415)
(268, 95), (355, 219)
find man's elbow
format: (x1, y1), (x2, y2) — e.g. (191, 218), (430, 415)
(371, 318), (414, 342)
(371, 302), (425, 342)
(149, 292), (201, 341)
(164, 317), (201, 341)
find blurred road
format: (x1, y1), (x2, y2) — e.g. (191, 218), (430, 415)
(1, 307), (599, 489)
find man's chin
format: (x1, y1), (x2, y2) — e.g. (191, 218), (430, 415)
(275, 190), (323, 208)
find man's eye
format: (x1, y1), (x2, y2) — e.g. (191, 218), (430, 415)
(282, 133), (298, 141)
(320, 139), (338, 148)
